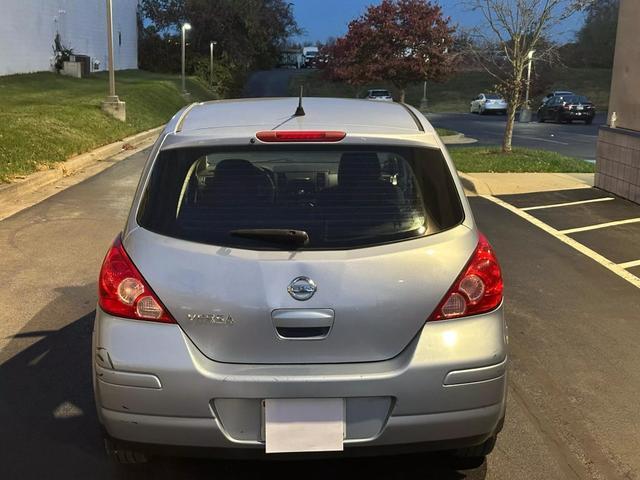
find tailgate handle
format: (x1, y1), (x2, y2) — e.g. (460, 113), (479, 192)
(271, 309), (334, 340)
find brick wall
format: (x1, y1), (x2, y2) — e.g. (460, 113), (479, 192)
(595, 127), (640, 204)
(595, 0), (640, 204)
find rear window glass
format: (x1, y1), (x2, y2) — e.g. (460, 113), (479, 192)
(137, 146), (463, 250)
(370, 90), (390, 97)
(565, 95), (589, 104)
(485, 94), (502, 100)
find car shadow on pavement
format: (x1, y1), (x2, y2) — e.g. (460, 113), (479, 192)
(0, 284), (117, 479)
(115, 454), (487, 480)
(0, 284), (486, 480)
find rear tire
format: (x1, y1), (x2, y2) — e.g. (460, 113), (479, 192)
(585, 118), (593, 125)
(104, 437), (149, 465)
(538, 114), (545, 123)
(450, 435), (496, 469)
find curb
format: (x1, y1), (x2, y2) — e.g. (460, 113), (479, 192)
(441, 133), (478, 145)
(457, 172), (493, 196)
(0, 126), (163, 211)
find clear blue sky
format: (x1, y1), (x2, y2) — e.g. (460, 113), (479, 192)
(291, 0), (584, 44)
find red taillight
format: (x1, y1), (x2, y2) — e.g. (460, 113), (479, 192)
(256, 130), (346, 142)
(98, 236), (176, 324)
(428, 233), (503, 321)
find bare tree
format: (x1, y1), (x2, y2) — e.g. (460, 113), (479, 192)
(463, 0), (594, 153)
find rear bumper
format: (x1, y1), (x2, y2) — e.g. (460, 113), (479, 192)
(483, 104), (507, 111)
(93, 305), (508, 455)
(100, 404), (504, 458)
(561, 110), (595, 120)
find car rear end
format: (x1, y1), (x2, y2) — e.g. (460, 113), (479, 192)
(483, 95), (507, 114)
(560, 95), (596, 123)
(367, 89), (393, 102)
(93, 101), (507, 462)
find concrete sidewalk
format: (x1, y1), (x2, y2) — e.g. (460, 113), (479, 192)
(459, 171), (595, 196)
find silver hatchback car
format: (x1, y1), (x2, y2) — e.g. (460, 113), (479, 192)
(93, 97), (507, 465)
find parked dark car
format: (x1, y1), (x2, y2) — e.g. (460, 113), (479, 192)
(540, 90), (573, 105)
(537, 95), (595, 124)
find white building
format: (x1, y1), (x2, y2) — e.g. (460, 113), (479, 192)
(0, 0), (138, 76)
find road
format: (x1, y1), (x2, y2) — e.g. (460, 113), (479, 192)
(2, 144), (640, 479)
(242, 69), (304, 97)
(242, 70), (602, 161)
(427, 112), (604, 161)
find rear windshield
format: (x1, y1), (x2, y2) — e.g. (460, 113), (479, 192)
(485, 94), (502, 100)
(370, 90), (390, 97)
(564, 95), (589, 104)
(137, 146), (463, 250)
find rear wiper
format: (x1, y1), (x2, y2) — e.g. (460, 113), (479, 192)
(230, 229), (310, 248)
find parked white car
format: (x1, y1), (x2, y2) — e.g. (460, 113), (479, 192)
(366, 89), (393, 102)
(470, 93), (507, 115)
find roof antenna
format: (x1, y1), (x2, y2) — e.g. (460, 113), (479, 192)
(294, 85), (306, 116)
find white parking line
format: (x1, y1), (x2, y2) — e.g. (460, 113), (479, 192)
(618, 259), (640, 270)
(559, 217), (640, 235)
(482, 195), (640, 289)
(517, 136), (569, 146)
(521, 197), (615, 211)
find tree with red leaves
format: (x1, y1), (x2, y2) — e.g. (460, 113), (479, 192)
(323, 0), (455, 103)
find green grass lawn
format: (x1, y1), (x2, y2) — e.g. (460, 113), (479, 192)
(289, 67), (612, 113)
(450, 147), (595, 173)
(0, 70), (214, 182)
(435, 128), (459, 137)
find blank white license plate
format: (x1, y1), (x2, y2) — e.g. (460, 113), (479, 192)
(577, 106), (584, 110)
(263, 398), (345, 453)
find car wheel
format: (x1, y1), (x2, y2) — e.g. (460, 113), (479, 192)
(104, 436), (149, 465)
(479, 107), (485, 115)
(585, 118), (593, 125)
(538, 114), (545, 123)
(450, 435), (496, 469)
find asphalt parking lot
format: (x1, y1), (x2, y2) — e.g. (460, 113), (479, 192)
(428, 112), (605, 161)
(487, 187), (640, 285)
(2, 149), (640, 479)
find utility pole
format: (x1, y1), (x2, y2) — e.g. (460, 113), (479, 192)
(101, 0), (126, 121)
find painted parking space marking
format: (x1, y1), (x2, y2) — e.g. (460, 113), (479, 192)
(516, 136), (569, 146)
(521, 197), (615, 211)
(482, 194), (640, 289)
(559, 217), (640, 235)
(618, 259), (640, 270)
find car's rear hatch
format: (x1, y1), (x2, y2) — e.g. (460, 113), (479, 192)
(127, 142), (473, 364)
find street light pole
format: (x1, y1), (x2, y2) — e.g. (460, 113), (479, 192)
(181, 23), (192, 96)
(519, 50), (535, 123)
(524, 50), (535, 106)
(106, 0), (116, 99)
(101, 0), (125, 121)
(420, 56), (430, 112)
(210, 41), (217, 87)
